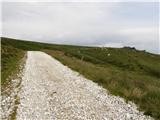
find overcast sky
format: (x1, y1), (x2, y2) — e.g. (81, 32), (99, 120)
(1, 1), (159, 54)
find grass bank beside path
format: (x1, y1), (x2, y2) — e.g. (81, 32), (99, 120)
(44, 50), (160, 120)
(1, 45), (25, 86)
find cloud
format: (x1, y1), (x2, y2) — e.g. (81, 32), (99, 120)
(2, 0), (159, 2)
(99, 43), (123, 48)
(2, 2), (159, 54)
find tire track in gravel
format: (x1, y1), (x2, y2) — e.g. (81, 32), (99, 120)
(16, 51), (153, 120)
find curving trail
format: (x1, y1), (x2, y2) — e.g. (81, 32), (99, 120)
(16, 51), (152, 120)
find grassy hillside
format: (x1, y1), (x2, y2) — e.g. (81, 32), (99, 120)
(1, 44), (25, 85)
(1, 37), (160, 119)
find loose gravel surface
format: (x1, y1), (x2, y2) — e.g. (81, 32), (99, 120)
(3, 51), (153, 120)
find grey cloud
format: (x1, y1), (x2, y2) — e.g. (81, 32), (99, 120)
(2, 2), (159, 54)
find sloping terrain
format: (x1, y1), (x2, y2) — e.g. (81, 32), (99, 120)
(1, 45), (25, 85)
(16, 51), (152, 119)
(1, 37), (160, 119)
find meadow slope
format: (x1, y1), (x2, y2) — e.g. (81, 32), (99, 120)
(1, 37), (160, 119)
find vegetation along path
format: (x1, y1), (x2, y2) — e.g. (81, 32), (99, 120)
(8, 51), (153, 119)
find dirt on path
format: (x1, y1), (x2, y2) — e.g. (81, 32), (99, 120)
(8, 51), (153, 120)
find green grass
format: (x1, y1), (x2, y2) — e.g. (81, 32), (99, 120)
(1, 44), (25, 85)
(1, 37), (160, 119)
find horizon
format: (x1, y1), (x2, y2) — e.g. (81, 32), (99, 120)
(2, 36), (160, 55)
(1, 1), (159, 54)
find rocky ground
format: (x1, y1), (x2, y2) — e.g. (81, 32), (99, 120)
(2, 51), (153, 120)
(1, 60), (25, 120)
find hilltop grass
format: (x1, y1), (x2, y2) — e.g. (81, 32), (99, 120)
(1, 37), (160, 119)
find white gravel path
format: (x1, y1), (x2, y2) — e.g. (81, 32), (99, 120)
(16, 51), (152, 120)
